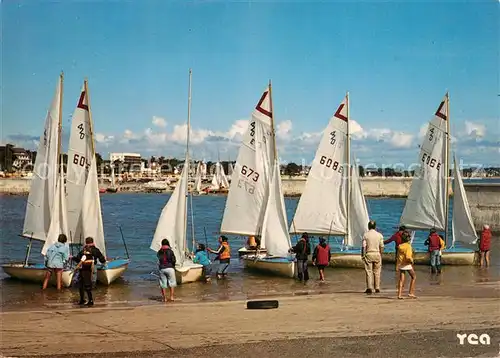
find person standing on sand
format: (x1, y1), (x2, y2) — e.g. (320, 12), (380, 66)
(478, 224), (492, 267)
(312, 238), (330, 282)
(207, 236), (231, 279)
(396, 232), (417, 299)
(361, 220), (384, 294)
(72, 237), (106, 306)
(157, 239), (177, 302)
(290, 233), (311, 282)
(42, 234), (69, 290)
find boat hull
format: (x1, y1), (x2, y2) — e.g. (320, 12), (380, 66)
(242, 256), (295, 278)
(238, 247), (268, 257)
(174, 262), (204, 284)
(1, 263), (74, 288)
(327, 248), (477, 268)
(95, 259), (130, 285)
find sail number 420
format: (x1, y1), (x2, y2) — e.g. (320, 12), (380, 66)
(241, 165), (259, 182)
(421, 153), (441, 170)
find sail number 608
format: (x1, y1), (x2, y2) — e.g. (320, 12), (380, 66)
(241, 165), (260, 182)
(421, 153), (441, 170)
(319, 156), (343, 174)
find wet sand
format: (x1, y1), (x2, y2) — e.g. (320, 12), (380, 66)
(1, 280), (499, 357)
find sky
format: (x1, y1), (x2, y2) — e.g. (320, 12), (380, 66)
(2, 0), (499, 168)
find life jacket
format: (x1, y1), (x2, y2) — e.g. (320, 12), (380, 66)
(428, 233), (441, 252)
(248, 236), (257, 247)
(315, 244), (330, 265)
(219, 242), (231, 260)
(480, 229), (492, 251)
(80, 248), (95, 269)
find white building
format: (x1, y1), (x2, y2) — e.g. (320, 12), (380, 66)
(110, 152), (143, 173)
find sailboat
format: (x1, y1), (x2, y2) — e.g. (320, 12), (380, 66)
(397, 93), (477, 265)
(290, 94), (370, 268)
(66, 79), (130, 285)
(150, 69), (203, 284)
(209, 161), (230, 193)
(221, 82), (293, 277)
(106, 164), (118, 193)
(2, 73), (74, 286)
(193, 161), (206, 195)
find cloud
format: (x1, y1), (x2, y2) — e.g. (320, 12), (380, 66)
(152, 116), (167, 128)
(463, 121), (486, 139)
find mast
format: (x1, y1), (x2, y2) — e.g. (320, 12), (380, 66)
(58, 72), (64, 163)
(268, 80), (277, 162)
(84, 79), (96, 156)
(345, 91), (351, 248)
(184, 69), (195, 254)
(444, 91), (450, 247)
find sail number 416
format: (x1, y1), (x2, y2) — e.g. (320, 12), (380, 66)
(421, 153), (441, 170)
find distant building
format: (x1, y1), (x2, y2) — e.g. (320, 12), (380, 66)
(109, 152), (143, 173)
(0, 144), (14, 172)
(11, 148), (32, 170)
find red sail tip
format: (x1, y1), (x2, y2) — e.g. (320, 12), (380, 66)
(435, 101), (447, 120)
(255, 90), (272, 118)
(333, 103), (348, 121)
(77, 91), (89, 111)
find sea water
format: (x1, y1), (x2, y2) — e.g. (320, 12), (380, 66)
(0, 193), (498, 310)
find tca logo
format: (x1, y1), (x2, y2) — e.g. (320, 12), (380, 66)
(456, 333), (490, 345)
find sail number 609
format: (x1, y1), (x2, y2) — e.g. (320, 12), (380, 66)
(421, 153), (441, 170)
(241, 165), (260, 182)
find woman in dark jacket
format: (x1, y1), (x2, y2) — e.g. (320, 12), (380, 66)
(290, 233), (311, 282)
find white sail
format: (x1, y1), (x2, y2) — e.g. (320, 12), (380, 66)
(219, 163), (230, 188)
(210, 165), (220, 190)
(22, 77), (62, 241)
(41, 165), (69, 255)
(291, 98), (349, 235)
(260, 159), (291, 256)
(201, 162), (207, 180)
(150, 159), (188, 266)
(111, 164), (116, 188)
(194, 162), (202, 192)
(66, 85), (95, 244)
(220, 86), (275, 236)
(81, 158), (106, 256)
(400, 95), (448, 231)
(452, 156), (478, 245)
(347, 162), (370, 247)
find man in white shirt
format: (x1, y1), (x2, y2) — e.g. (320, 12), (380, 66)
(361, 220), (384, 294)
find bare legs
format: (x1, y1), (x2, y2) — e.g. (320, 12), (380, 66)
(42, 269), (62, 290)
(318, 268), (325, 282)
(397, 269), (416, 299)
(160, 287), (175, 302)
(479, 251), (490, 267)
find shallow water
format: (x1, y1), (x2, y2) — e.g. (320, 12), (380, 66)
(0, 193), (498, 310)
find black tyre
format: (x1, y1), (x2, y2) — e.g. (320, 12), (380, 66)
(246, 300), (279, 309)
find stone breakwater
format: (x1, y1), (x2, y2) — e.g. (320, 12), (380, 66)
(1, 177), (498, 232)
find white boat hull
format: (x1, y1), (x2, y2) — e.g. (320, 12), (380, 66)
(1, 263), (74, 288)
(242, 256), (295, 278)
(174, 262), (204, 284)
(95, 259), (130, 285)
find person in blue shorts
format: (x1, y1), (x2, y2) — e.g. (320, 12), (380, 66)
(157, 239), (177, 302)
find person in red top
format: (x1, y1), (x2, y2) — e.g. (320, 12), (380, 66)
(478, 224), (492, 267)
(312, 238), (330, 282)
(384, 226), (406, 264)
(424, 228), (442, 274)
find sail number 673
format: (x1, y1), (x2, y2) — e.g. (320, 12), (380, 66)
(241, 165), (260, 182)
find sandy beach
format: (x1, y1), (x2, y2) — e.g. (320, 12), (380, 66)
(1, 279), (499, 358)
